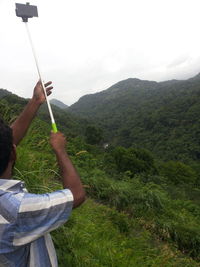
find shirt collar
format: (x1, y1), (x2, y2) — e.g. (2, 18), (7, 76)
(0, 179), (25, 192)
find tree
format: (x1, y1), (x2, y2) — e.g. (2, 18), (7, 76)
(85, 125), (103, 145)
(159, 161), (197, 185)
(112, 146), (156, 176)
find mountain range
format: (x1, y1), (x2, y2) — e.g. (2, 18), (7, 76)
(68, 73), (200, 161)
(1, 73), (200, 161)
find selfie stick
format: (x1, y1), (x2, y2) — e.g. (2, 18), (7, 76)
(15, 3), (58, 133)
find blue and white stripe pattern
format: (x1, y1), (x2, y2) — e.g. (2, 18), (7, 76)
(0, 179), (73, 267)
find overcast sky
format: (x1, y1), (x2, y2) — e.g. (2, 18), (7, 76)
(1, 0), (200, 105)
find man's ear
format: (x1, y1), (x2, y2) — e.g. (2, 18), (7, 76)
(10, 144), (17, 162)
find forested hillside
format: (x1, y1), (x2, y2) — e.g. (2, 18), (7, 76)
(0, 88), (12, 98)
(0, 87), (200, 266)
(0, 91), (89, 138)
(69, 73), (200, 161)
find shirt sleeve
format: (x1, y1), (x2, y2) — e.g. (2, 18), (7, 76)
(13, 189), (73, 247)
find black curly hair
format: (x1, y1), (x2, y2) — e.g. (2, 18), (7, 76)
(0, 118), (13, 176)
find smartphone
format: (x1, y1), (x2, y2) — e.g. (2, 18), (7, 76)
(15, 3), (38, 22)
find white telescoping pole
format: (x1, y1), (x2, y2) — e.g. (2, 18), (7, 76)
(24, 22), (57, 133)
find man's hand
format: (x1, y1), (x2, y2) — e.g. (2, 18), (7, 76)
(11, 80), (54, 145)
(50, 132), (67, 153)
(32, 80), (53, 105)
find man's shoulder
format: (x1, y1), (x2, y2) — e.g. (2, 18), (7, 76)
(0, 179), (26, 222)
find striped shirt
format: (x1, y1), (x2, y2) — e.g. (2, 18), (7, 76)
(0, 179), (74, 267)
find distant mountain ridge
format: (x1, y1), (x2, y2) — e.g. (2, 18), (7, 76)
(0, 88), (12, 98)
(50, 99), (68, 109)
(2, 73), (200, 161)
(68, 73), (200, 161)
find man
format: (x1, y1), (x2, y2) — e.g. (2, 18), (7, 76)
(0, 81), (86, 266)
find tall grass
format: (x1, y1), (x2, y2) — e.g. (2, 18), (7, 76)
(72, 153), (200, 261)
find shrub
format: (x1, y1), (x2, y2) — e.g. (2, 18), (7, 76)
(112, 146), (156, 176)
(159, 161), (197, 185)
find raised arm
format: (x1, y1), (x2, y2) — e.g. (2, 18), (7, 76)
(11, 81), (53, 145)
(50, 132), (86, 208)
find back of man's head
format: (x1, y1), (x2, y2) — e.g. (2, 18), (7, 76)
(0, 119), (13, 176)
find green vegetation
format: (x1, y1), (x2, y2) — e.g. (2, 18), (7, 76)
(69, 74), (200, 162)
(112, 146), (156, 176)
(1, 76), (200, 266)
(85, 125), (103, 145)
(13, 121), (200, 266)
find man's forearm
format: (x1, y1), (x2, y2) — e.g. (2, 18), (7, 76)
(11, 98), (41, 145)
(55, 150), (86, 208)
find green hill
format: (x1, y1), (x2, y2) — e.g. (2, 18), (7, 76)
(0, 90), (89, 138)
(0, 88), (12, 98)
(0, 86), (200, 266)
(69, 74), (200, 161)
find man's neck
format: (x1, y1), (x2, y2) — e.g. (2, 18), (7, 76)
(0, 164), (12, 179)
